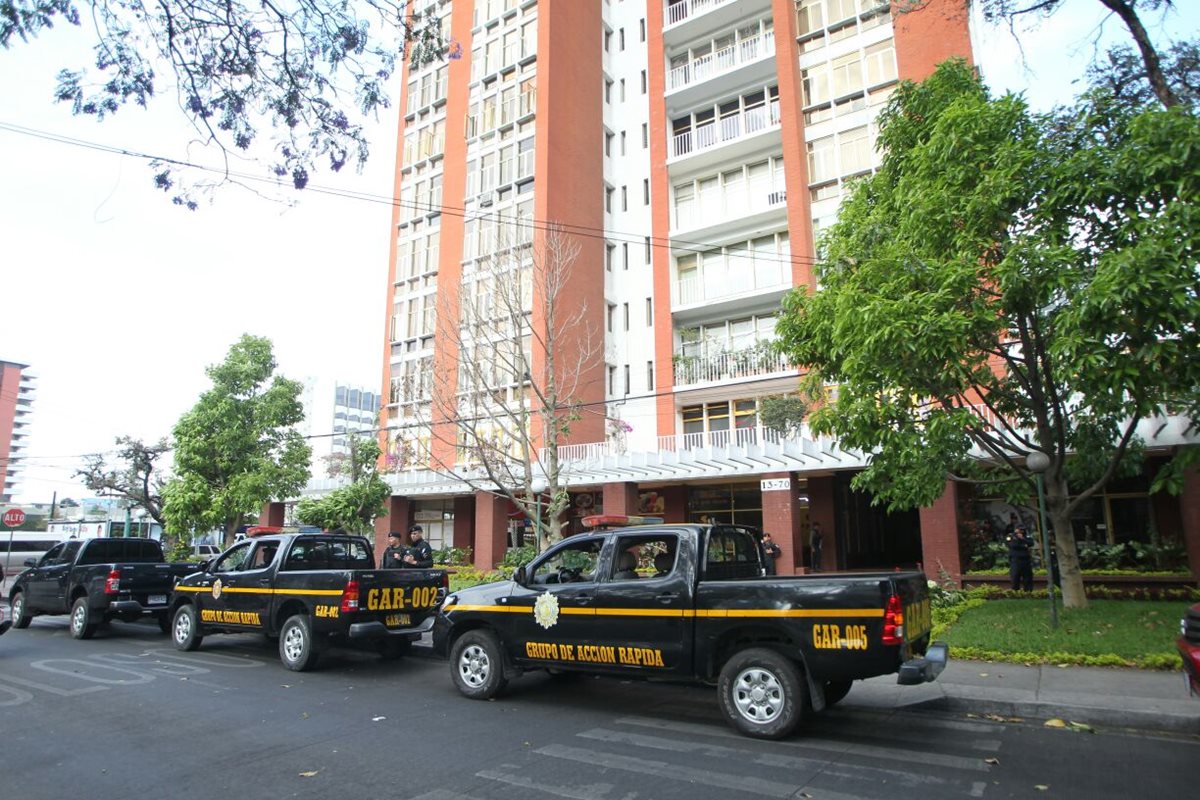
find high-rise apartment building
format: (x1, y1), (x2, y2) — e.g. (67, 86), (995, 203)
(310, 0), (1198, 579)
(297, 377), (383, 477)
(0, 360), (35, 504)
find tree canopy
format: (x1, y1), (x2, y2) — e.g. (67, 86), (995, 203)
(295, 434), (390, 536)
(162, 334), (311, 543)
(0, 0), (444, 206)
(75, 436), (171, 525)
(775, 59), (1200, 608)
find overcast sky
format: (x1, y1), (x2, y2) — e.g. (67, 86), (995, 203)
(2, 0), (1195, 505)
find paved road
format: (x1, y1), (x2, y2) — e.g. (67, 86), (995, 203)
(0, 617), (1192, 800)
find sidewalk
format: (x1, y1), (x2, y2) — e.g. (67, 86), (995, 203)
(843, 659), (1200, 735)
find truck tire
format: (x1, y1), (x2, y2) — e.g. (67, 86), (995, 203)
(10, 591), (32, 629)
(717, 648), (806, 740)
(451, 629), (507, 700)
(172, 605), (203, 651)
(70, 597), (98, 640)
(824, 679), (853, 707)
(280, 614), (323, 672)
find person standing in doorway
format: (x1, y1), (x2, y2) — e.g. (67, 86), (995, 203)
(810, 522), (824, 572)
(403, 524), (434, 568)
(761, 532), (781, 576)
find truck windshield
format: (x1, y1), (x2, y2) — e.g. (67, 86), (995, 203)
(703, 526), (762, 580)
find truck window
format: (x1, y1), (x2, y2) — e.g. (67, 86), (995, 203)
(211, 542), (253, 573)
(609, 534), (679, 581)
(246, 543), (278, 570)
(703, 527), (762, 581)
(39, 543), (66, 566)
(530, 538), (602, 585)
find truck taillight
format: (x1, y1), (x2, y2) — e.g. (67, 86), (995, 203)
(441, 572), (449, 590)
(104, 569), (121, 595)
(881, 594), (904, 646)
(340, 579), (360, 613)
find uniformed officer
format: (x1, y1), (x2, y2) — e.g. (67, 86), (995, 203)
(761, 532), (782, 576)
(381, 531), (408, 569)
(403, 524), (434, 569)
(1006, 525), (1034, 591)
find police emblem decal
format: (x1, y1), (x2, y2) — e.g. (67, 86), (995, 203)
(211, 578), (223, 600)
(533, 591), (559, 630)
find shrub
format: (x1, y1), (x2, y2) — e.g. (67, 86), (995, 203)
(448, 566), (509, 592)
(433, 546), (473, 566)
(498, 545), (538, 569)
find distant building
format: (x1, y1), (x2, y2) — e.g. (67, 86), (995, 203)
(0, 360), (35, 503)
(297, 378), (382, 478)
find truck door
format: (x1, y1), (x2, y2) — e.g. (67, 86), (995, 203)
(28, 541), (82, 612)
(217, 539), (280, 630)
(506, 536), (605, 670)
(193, 541), (254, 628)
(592, 531), (691, 677)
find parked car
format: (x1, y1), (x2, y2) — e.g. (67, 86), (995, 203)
(1179, 602), (1200, 697)
(194, 544), (221, 559)
(0, 603), (10, 636)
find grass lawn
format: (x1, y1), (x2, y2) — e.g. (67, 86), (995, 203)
(938, 598), (1188, 669)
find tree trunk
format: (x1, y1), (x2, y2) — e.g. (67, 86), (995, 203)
(1098, 0), (1179, 108)
(1045, 474), (1088, 609)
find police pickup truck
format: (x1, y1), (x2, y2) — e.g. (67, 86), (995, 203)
(8, 537), (197, 638)
(434, 517), (947, 739)
(170, 531), (445, 671)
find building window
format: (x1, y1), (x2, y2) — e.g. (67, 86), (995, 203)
(624, 364), (630, 395)
(641, 69), (647, 94)
(605, 185), (614, 212)
(644, 236), (651, 263)
(620, 78), (626, 102)
(623, 302), (630, 331)
(621, 185), (628, 211)
(643, 179), (650, 205)
(619, 27), (625, 51)
(620, 131), (626, 155)
(640, 18), (646, 41)
(607, 303), (615, 332)
(605, 79), (613, 103)
(604, 29), (611, 52)
(605, 131), (613, 156)
(642, 123), (649, 148)
(608, 365), (616, 394)
(622, 242), (629, 269)
(645, 297), (653, 325)
(646, 360), (654, 390)
(606, 242), (616, 270)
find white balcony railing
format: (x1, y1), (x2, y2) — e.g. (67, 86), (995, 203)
(672, 99), (780, 158)
(673, 346), (790, 386)
(666, 0), (738, 27)
(668, 31), (775, 91)
(675, 262), (788, 305)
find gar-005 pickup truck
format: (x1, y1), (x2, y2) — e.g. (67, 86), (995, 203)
(434, 519), (947, 739)
(8, 538), (197, 638)
(170, 531), (445, 671)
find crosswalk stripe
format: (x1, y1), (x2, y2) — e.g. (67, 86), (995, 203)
(476, 765), (620, 800)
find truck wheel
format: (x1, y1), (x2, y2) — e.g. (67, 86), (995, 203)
(824, 679), (853, 707)
(70, 597), (98, 640)
(280, 614), (323, 672)
(9, 591), (32, 629)
(451, 629), (507, 700)
(173, 605), (203, 651)
(378, 638), (412, 661)
(717, 648), (806, 740)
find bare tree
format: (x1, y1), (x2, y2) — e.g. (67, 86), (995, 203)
(75, 436), (171, 525)
(388, 223), (600, 551)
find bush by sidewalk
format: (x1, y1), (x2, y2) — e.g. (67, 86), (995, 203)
(932, 588), (1191, 669)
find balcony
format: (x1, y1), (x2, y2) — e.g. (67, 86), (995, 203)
(668, 31), (776, 93)
(672, 345), (791, 387)
(670, 99), (781, 163)
(664, 0), (772, 45)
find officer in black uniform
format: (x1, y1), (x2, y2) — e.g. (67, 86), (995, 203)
(761, 532), (782, 576)
(403, 524), (434, 568)
(381, 531), (408, 569)
(1006, 525), (1034, 591)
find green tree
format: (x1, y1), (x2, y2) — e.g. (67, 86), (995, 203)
(163, 335), (311, 545)
(0, 0), (444, 205)
(75, 436), (171, 525)
(295, 434), (391, 535)
(775, 60), (1200, 609)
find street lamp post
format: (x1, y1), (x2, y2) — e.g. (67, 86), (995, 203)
(530, 475), (547, 554)
(1026, 451), (1058, 628)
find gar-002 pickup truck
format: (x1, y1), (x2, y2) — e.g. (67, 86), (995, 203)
(170, 531), (446, 671)
(8, 538), (197, 638)
(434, 519), (947, 739)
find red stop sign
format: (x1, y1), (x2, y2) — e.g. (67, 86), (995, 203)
(2, 508), (25, 528)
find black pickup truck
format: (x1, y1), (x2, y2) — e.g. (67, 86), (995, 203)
(170, 531), (446, 671)
(8, 538), (198, 638)
(434, 519), (947, 739)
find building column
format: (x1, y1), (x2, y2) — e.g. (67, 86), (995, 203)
(453, 495), (477, 555)
(260, 502), (286, 528)
(808, 476), (836, 572)
(474, 490), (510, 571)
(660, 485), (687, 524)
(918, 480), (963, 585)
(761, 473), (802, 575)
(1182, 468), (1200, 582)
(603, 482), (640, 517)
(374, 495), (412, 560)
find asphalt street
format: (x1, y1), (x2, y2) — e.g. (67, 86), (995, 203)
(0, 616), (1193, 800)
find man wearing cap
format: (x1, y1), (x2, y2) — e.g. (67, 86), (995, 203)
(403, 524), (434, 568)
(381, 531), (408, 569)
(1006, 525), (1034, 592)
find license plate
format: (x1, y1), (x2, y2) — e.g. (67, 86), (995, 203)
(148, 594), (167, 606)
(385, 613), (411, 628)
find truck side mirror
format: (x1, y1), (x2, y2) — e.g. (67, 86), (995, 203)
(513, 565), (528, 586)
(23, 558), (36, 568)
